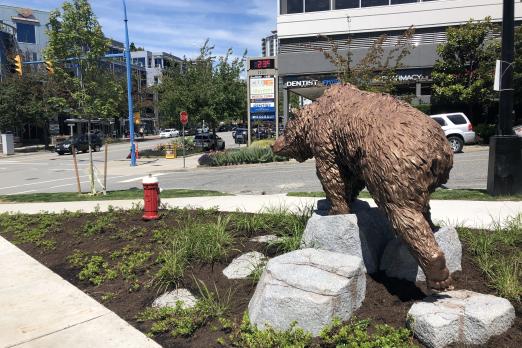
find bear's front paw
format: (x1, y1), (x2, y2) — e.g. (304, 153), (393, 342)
(425, 251), (453, 291)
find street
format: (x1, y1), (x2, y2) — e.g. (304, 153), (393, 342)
(0, 135), (490, 196)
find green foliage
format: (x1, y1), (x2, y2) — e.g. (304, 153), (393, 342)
(82, 213), (115, 236)
(153, 216), (234, 289)
(413, 103), (431, 115)
(0, 213), (58, 249)
(251, 139), (276, 149)
(263, 206), (314, 253)
(77, 255), (117, 286)
(228, 312), (313, 348)
(432, 17), (500, 124)
(158, 40), (246, 132)
(320, 27), (415, 94)
(199, 147), (288, 167)
(474, 124), (497, 144)
(137, 281), (231, 338)
(458, 214), (521, 301)
(319, 317), (416, 347)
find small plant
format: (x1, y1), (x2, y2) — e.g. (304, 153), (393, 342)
(227, 312), (313, 348)
(248, 260), (267, 284)
(82, 214), (115, 236)
(67, 249), (88, 268)
(101, 292), (116, 302)
(319, 317), (416, 347)
(154, 240), (189, 291)
(118, 250), (153, 281)
(458, 214), (521, 302)
(78, 255), (118, 286)
(137, 281), (231, 338)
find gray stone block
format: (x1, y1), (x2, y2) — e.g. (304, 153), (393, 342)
(248, 248), (366, 336)
(301, 200), (394, 273)
(407, 290), (515, 348)
(380, 227), (462, 282)
(152, 289), (197, 309)
(222, 252), (267, 279)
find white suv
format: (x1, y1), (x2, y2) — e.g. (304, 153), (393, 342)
(430, 113), (476, 153)
(159, 129), (179, 138)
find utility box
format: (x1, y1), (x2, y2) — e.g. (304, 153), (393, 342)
(1, 133), (15, 155)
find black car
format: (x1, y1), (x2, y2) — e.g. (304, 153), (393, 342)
(233, 128), (251, 144)
(55, 134), (103, 155)
(194, 133), (225, 151)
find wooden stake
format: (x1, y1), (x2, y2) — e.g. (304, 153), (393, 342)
(72, 145), (81, 194)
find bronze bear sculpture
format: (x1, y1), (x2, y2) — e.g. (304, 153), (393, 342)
(272, 84), (454, 290)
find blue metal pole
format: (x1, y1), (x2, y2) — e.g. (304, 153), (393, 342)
(123, 0), (136, 166)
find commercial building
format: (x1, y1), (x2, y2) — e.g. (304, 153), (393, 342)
(0, 5), (50, 78)
(262, 30), (279, 57)
(277, 0), (522, 121)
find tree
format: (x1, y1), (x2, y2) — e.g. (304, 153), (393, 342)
(0, 71), (67, 144)
(46, 0), (123, 193)
(158, 40), (247, 145)
(320, 27), (415, 94)
(431, 17), (500, 125)
(514, 25), (522, 126)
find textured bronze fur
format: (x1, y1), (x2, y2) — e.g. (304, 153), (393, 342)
(273, 84), (454, 290)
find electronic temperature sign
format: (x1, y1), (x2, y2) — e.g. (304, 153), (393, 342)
(249, 58), (276, 70)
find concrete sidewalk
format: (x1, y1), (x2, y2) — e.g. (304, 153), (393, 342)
(0, 194), (520, 229)
(0, 237), (160, 348)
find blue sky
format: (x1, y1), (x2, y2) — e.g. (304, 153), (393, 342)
(6, 0), (277, 58)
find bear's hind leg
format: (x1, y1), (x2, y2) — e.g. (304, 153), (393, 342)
(315, 157), (350, 215)
(384, 203), (452, 291)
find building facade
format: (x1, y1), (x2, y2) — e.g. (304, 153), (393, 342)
(0, 5), (50, 62)
(262, 30), (279, 57)
(277, 0), (522, 121)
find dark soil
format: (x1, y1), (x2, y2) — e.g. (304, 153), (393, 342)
(1, 210), (519, 348)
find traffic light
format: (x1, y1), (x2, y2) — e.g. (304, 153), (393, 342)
(45, 60), (54, 75)
(134, 112), (141, 125)
(14, 54), (23, 77)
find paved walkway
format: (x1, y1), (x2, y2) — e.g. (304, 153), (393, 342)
(1, 194), (520, 229)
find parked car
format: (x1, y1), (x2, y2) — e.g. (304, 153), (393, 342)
(55, 134), (103, 155)
(233, 128), (251, 144)
(159, 129), (179, 138)
(514, 125), (522, 138)
(430, 113), (476, 153)
(194, 133), (225, 151)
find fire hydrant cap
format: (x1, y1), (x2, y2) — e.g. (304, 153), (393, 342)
(142, 175), (159, 184)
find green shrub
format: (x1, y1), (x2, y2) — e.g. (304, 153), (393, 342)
(474, 124), (496, 144)
(199, 147), (288, 167)
(77, 255), (117, 286)
(414, 103), (431, 115)
(319, 317), (416, 347)
(227, 312), (313, 348)
(251, 139), (275, 149)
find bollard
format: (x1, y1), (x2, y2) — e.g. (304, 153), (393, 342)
(142, 174), (160, 221)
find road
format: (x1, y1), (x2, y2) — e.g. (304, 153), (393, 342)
(0, 134), (489, 195)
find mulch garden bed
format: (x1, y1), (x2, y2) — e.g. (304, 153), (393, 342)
(0, 209), (519, 347)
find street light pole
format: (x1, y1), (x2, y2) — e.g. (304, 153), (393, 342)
(487, 0), (522, 195)
(123, 0), (136, 167)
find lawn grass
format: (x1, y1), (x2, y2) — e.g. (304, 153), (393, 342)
(0, 188), (230, 203)
(458, 214), (522, 302)
(288, 189), (522, 201)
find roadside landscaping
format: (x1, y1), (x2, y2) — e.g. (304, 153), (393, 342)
(288, 189), (522, 201)
(0, 188), (229, 203)
(198, 140), (289, 167)
(0, 207), (519, 347)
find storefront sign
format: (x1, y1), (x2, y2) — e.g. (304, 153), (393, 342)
(284, 76), (340, 89)
(250, 78), (275, 99)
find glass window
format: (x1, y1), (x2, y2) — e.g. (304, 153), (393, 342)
(16, 23), (36, 44)
(391, 0), (417, 4)
(447, 114), (467, 125)
(361, 0), (389, 7)
(155, 58), (163, 68)
(287, 0), (304, 14)
(305, 0), (330, 12)
(335, 0), (360, 9)
(133, 57), (146, 67)
(433, 117), (446, 126)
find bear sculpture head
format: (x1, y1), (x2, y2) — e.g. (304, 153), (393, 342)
(272, 113), (313, 163)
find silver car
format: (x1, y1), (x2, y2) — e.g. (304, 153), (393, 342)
(430, 113), (476, 153)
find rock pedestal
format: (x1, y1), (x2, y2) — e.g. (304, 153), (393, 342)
(248, 248), (366, 336)
(301, 200), (394, 273)
(380, 227), (462, 282)
(407, 290), (515, 348)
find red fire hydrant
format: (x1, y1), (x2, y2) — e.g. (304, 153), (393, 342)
(142, 174), (160, 221)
